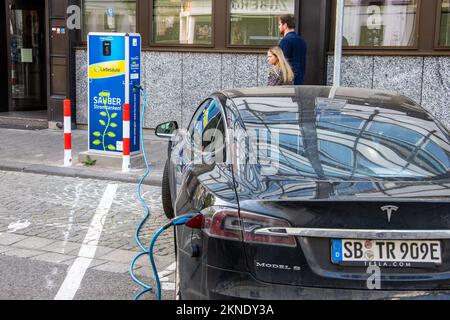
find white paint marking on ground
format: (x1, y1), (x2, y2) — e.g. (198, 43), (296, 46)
(158, 263), (176, 278)
(8, 220), (31, 233)
(161, 283), (175, 291)
(159, 262), (176, 291)
(62, 182), (83, 253)
(54, 184), (118, 300)
(167, 262), (176, 271)
(45, 267), (59, 290)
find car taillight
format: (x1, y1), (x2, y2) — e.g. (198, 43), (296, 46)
(185, 214), (203, 229)
(202, 208), (296, 247)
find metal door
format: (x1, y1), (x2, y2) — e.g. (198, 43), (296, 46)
(46, 0), (78, 124)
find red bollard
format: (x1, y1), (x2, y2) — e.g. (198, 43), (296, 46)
(123, 103), (131, 172)
(64, 99), (72, 167)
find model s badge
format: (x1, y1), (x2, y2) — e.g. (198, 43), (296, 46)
(381, 205), (399, 223)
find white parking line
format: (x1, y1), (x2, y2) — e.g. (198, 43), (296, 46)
(159, 262), (176, 278)
(62, 182), (83, 253)
(8, 220), (31, 233)
(54, 184), (118, 300)
(159, 262), (176, 291)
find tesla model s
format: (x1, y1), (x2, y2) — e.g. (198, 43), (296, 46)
(156, 86), (450, 300)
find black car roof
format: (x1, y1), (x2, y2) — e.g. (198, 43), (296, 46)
(219, 86), (426, 117)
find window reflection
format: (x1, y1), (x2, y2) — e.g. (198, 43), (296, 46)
(440, 0), (450, 46)
(83, 0), (136, 39)
(153, 0), (212, 45)
(230, 0), (295, 45)
(232, 95), (450, 181)
(342, 0), (417, 47)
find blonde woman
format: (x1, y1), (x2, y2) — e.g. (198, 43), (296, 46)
(267, 46), (294, 86)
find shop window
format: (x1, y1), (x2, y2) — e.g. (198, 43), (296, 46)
(341, 0), (418, 47)
(153, 0), (213, 45)
(82, 0), (136, 39)
(439, 0), (450, 46)
(230, 0), (295, 46)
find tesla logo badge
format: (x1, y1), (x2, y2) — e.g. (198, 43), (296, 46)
(381, 205), (399, 223)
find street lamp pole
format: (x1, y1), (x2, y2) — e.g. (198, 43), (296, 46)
(333, 0), (345, 87)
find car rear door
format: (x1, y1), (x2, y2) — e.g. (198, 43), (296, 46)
(174, 97), (236, 297)
(172, 98), (213, 200)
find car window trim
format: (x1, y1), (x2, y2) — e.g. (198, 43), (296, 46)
(187, 96), (229, 165)
(188, 98), (213, 137)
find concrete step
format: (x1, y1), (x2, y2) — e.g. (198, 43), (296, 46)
(0, 113), (48, 130)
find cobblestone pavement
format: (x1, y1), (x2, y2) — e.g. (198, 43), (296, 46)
(0, 170), (175, 300)
(0, 171), (173, 253)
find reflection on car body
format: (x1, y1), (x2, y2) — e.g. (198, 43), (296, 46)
(156, 86), (450, 300)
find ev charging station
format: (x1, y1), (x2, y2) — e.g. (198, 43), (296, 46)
(87, 32), (141, 158)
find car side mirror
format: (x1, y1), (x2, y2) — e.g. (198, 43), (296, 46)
(155, 121), (179, 139)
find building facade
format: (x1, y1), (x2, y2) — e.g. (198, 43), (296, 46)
(327, 0), (450, 130)
(1, 0), (449, 130)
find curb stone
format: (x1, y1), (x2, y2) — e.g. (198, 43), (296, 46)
(0, 161), (163, 187)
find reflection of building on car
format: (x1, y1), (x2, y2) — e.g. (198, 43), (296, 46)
(158, 86), (450, 300)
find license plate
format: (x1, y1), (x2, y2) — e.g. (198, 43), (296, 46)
(331, 239), (442, 268)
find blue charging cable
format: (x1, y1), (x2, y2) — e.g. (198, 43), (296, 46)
(147, 214), (196, 300)
(129, 86), (153, 300)
(131, 212), (195, 300)
(129, 85), (194, 300)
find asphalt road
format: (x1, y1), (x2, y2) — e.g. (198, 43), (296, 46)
(0, 170), (175, 300)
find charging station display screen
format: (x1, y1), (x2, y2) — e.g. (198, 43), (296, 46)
(88, 33), (141, 155)
(103, 41), (112, 56)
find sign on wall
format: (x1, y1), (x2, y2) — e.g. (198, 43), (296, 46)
(230, 0), (294, 15)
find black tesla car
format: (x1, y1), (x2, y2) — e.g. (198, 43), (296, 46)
(156, 86), (450, 300)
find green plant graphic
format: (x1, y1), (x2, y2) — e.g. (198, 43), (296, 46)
(92, 90), (118, 152)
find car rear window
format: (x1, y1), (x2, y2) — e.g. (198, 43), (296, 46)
(231, 96), (450, 181)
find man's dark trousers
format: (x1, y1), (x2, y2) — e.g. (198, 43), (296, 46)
(279, 31), (307, 85)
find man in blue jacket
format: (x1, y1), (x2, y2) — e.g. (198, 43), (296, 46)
(278, 14), (307, 85)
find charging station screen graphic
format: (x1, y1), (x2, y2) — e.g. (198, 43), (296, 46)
(88, 33), (141, 155)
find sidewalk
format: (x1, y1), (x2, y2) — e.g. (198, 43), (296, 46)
(0, 127), (168, 186)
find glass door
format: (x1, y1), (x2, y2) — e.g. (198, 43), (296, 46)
(8, 0), (46, 111)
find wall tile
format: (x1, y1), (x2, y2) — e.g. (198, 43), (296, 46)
(221, 54), (259, 90)
(422, 57), (450, 130)
(75, 50), (88, 125)
(141, 52), (183, 129)
(327, 55), (374, 88)
(181, 52), (222, 128)
(373, 56), (423, 104)
(258, 54), (270, 87)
